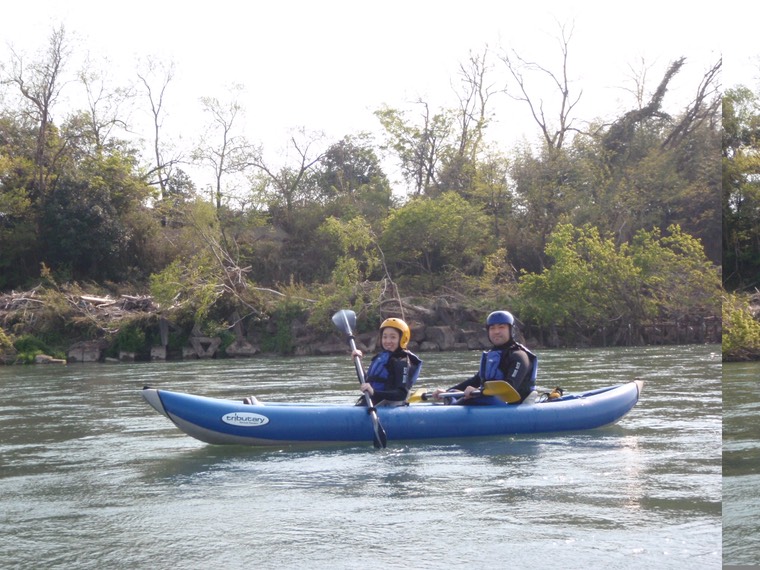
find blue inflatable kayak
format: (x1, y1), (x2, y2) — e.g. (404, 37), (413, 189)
(141, 380), (643, 447)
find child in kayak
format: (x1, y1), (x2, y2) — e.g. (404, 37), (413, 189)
(352, 317), (422, 406)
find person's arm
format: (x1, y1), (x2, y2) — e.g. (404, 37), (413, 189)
(449, 373), (481, 392)
(432, 373), (480, 400)
(369, 384), (407, 402)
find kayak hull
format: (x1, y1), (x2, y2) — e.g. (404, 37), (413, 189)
(141, 380), (643, 447)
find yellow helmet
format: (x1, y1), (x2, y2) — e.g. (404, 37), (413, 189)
(380, 318), (410, 349)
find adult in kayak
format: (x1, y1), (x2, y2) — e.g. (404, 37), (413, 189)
(433, 310), (537, 405)
(352, 317), (422, 406)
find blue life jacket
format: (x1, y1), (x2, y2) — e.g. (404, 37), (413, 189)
(366, 350), (422, 392)
(367, 351), (392, 391)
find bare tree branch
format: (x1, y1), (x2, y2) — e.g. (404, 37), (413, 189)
(3, 25), (69, 197)
(137, 57), (182, 199)
(500, 21), (582, 151)
(453, 46), (496, 160)
(602, 57), (685, 157)
(193, 84), (261, 209)
(249, 129), (326, 224)
(662, 58), (721, 148)
(78, 54), (134, 151)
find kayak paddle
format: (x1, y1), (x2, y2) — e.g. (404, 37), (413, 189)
(331, 309), (388, 449)
(408, 380), (521, 404)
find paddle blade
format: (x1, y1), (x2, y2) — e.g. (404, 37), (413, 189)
(331, 309), (357, 336)
(407, 388), (428, 404)
(372, 417), (388, 448)
(482, 381), (521, 403)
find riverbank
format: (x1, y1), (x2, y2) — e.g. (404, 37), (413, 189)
(0, 287), (488, 364)
(0, 286), (499, 364)
(0, 285), (725, 365)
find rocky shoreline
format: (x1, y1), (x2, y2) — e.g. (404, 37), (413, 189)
(59, 322), (492, 364)
(0, 288), (496, 365)
(1, 287), (725, 365)
(62, 295), (495, 363)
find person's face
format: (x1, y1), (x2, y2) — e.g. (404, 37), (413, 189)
(487, 323), (511, 345)
(381, 328), (401, 351)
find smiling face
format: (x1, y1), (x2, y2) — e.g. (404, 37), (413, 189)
(380, 327), (401, 351)
(487, 323), (512, 346)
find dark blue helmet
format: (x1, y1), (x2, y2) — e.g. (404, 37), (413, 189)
(486, 310), (514, 328)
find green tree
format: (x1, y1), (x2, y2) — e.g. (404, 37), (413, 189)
(2, 25), (69, 200)
(629, 224), (721, 320)
(519, 223), (720, 342)
(150, 253), (226, 327)
(723, 87), (760, 290)
(461, 150), (514, 245)
(149, 199), (264, 329)
(502, 56), (721, 280)
(518, 224), (647, 334)
(0, 116), (37, 287)
(306, 216), (384, 332)
(315, 134), (394, 227)
(318, 215), (381, 283)
(592, 60), (721, 263)
(508, 144), (582, 272)
(723, 292), (760, 360)
(40, 151), (154, 281)
(375, 102), (453, 197)
(380, 192), (491, 284)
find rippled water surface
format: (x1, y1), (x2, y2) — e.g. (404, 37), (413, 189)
(723, 360), (760, 567)
(0, 345), (721, 569)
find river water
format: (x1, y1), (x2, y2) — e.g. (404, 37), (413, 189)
(1, 345), (722, 569)
(723, 360), (760, 567)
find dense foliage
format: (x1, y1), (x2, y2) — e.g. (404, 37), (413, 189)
(722, 87), (760, 359)
(723, 292), (760, 360)
(723, 87), (760, 290)
(519, 224), (721, 340)
(0, 27), (726, 356)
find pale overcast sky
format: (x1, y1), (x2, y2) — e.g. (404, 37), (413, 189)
(1, 0), (756, 192)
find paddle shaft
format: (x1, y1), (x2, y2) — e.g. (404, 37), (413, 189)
(331, 309), (387, 448)
(350, 335), (387, 448)
(349, 335), (375, 408)
(418, 389), (480, 402)
(409, 381), (521, 404)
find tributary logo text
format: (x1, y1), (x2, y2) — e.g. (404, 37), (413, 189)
(221, 412), (270, 427)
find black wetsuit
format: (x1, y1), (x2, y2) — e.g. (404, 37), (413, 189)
(449, 340), (535, 403)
